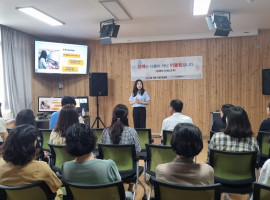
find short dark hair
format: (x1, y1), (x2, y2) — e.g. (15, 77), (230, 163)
(15, 109), (36, 127)
(224, 106), (253, 138)
(54, 105), (79, 137)
(66, 123), (97, 157)
(171, 123), (203, 158)
(170, 99), (183, 113)
(1, 124), (38, 165)
(220, 104), (234, 122)
(61, 96), (76, 107)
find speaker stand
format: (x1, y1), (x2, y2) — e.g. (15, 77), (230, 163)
(91, 96), (105, 128)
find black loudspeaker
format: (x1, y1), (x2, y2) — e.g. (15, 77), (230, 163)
(262, 69), (270, 95)
(89, 73), (108, 96)
(100, 23), (120, 45)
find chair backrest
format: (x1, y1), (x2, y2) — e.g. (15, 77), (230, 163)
(6, 128), (12, 133)
(253, 182), (270, 200)
(98, 143), (137, 175)
(145, 144), (176, 177)
(39, 129), (52, 151)
(48, 143), (76, 169)
(152, 177), (221, 200)
(162, 130), (173, 146)
(0, 181), (55, 200)
(92, 128), (104, 149)
(62, 180), (126, 200)
(209, 149), (257, 184)
(210, 131), (217, 140)
(135, 128), (153, 150)
(257, 131), (270, 158)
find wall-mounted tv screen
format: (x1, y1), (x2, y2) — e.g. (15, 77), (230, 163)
(38, 96), (89, 112)
(35, 41), (88, 74)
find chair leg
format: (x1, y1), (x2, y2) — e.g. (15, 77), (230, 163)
(144, 161), (147, 183)
(257, 167), (261, 181)
(147, 185), (152, 200)
(132, 182), (138, 200)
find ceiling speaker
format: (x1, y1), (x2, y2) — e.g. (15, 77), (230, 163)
(99, 19), (120, 45)
(206, 11), (232, 37)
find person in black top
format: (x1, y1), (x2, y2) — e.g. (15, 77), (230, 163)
(259, 102), (270, 132)
(211, 104), (234, 132)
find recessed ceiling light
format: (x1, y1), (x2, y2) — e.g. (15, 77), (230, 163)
(16, 7), (64, 26)
(193, 0), (211, 15)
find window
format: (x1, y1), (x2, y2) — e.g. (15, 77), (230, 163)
(0, 29), (9, 119)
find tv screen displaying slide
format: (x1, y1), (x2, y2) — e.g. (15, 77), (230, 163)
(75, 97), (89, 112)
(35, 41), (88, 74)
(38, 96), (89, 112)
(38, 97), (62, 112)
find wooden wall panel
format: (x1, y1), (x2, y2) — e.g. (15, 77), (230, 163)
(32, 30), (270, 136)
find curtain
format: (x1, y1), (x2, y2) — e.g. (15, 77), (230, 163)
(1, 25), (32, 118)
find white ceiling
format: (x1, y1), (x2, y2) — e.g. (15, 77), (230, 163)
(0, 0), (270, 43)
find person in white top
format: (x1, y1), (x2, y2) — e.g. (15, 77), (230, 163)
(0, 118), (8, 142)
(249, 158), (270, 200)
(161, 99), (193, 136)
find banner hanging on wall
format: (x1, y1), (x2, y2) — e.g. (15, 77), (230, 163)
(130, 56), (203, 81)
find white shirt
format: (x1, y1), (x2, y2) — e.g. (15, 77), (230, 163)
(161, 112), (193, 136)
(249, 159), (270, 200)
(258, 159), (270, 184)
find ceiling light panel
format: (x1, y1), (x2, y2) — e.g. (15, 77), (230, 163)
(193, 0), (211, 15)
(17, 7), (64, 26)
(99, 0), (131, 20)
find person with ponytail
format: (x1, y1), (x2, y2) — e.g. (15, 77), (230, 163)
(101, 104), (141, 154)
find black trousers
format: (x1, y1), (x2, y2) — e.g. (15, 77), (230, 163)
(133, 107), (146, 128)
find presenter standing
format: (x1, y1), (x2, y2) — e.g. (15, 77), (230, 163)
(129, 79), (150, 128)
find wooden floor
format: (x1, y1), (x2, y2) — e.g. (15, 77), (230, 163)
(131, 137), (250, 200)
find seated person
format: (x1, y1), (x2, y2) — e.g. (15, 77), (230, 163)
(62, 123), (121, 184)
(160, 99), (193, 137)
(0, 124), (62, 193)
(249, 158), (270, 200)
(16, 109), (47, 160)
(209, 106), (259, 200)
(101, 104), (141, 154)
(0, 118), (8, 142)
(259, 102), (270, 132)
(156, 123), (214, 185)
(209, 106), (259, 155)
(15, 109), (36, 127)
(49, 105), (79, 145)
(50, 96), (76, 130)
(258, 158), (270, 185)
(211, 104), (234, 132)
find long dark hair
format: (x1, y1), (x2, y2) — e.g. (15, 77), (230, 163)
(54, 105), (79, 137)
(221, 104), (234, 122)
(109, 104), (129, 144)
(224, 106), (253, 139)
(39, 50), (47, 61)
(132, 79), (145, 97)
